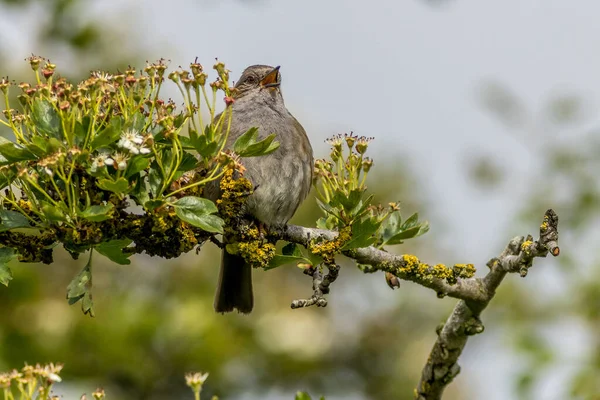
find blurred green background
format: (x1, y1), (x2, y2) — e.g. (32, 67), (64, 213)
(0, 1), (599, 399)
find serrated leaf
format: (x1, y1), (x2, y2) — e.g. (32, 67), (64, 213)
(233, 127), (259, 154)
(73, 117), (91, 147)
(239, 133), (279, 157)
(31, 98), (61, 138)
(31, 136), (49, 153)
(282, 243), (302, 257)
(417, 221), (430, 236)
(0, 247), (16, 286)
(96, 239), (132, 265)
(341, 217), (380, 250)
(265, 254), (311, 270)
(178, 152), (198, 172)
(382, 211), (402, 243)
(385, 226), (421, 243)
(332, 189), (363, 214)
(125, 156), (150, 178)
(172, 196), (223, 233)
(130, 112), (146, 131)
(97, 177), (130, 193)
(90, 118), (122, 149)
(173, 196), (218, 214)
(148, 166), (163, 198)
(383, 212), (430, 245)
(0, 137), (36, 163)
(144, 199), (165, 211)
(177, 212), (224, 233)
(0, 210), (31, 231)
(24, 142), (47, 157)
(41, 202), (67, 222)
(81, 291), (95, 317)
(402, 212), (419, 230)
(190, 135), (219, 158)
(80, 203), (114, 222)
(130, 178), (150, 206)
(66, 254), (94, 317)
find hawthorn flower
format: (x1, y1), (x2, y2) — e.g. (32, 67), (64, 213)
(355, 136), (373, 155)
(118, 129), (151, 155)
(106, 152), (128, 170)
(185, 372), (209, 394)
(91, 152), (111, 172)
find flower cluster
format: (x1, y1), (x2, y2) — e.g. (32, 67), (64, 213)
(117, 129), (151, 155)
(0, 57), (284, 316)
(0, 363), (63, 400)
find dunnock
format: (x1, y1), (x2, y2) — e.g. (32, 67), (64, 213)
(208, 65), (313, 313)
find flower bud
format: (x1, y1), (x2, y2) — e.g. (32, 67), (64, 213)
(344, 133), (356, 149)
(362, 157), (373, 173)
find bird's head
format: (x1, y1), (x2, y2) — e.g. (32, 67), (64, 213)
(233, 65), (282, 99)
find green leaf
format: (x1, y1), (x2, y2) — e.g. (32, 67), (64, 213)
(130, 178), (150, 207)
(332, 189), (364, 213)
(295, 392), (312, 400)
(24, 142), (47, 157)
(341, 217), (380, 250)
(191, 135), (219, 158)
(148, 166), (163, 198)
(130, 112), (146, 131)
(282, 243), (302, 257)
(402, 212), (420, 230)
(31, 98), (61, 138)
(172, 196), (218, 214)
(97, 177), (130, 193)
(31, 136), (49, 153)
(0, 247), (16, 286)
(178, 152), (198, 172)
(96, 239), (133, 265)
(90, 117), (122, 149)
(265, 244), (309, 270)
(0, 166), (16, 189)
(239, 133), (279, 157)
(47, 138), (64, 154)
(233, 127), (259, 154)
(265, 254), (310, 270)
(125, 156), (150, 178)
(0, 137), (37, 164)
(66, 253), (95, 316)
(191, 214), (225, 233)
(381, 211), (402, 243)
(41, 202), (67, 222)
(172, 196), (223, 233)
(73, 117), (91, 147)
(144, 199), (165, 211)
(79, 203), (114, 222)
(386, 226), (421, 243)
(0, 210), (31, 231)
(382, 211), (430, 245)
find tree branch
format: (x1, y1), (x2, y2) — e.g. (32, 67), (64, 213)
(276, 209), (559, 399)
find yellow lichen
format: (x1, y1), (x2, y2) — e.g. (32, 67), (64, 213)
(521, 240), (533, 255)
(452, 263), (476, 279)
(395, 256), (476, 284)
(310, 225), (351, 265)
(216, 167), (253, 220)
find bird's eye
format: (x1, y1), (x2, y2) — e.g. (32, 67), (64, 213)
(245, 76), (256, 84)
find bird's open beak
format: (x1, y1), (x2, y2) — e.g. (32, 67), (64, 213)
(261, 66), (281, 88)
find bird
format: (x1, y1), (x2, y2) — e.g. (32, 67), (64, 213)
(208, 65), (313, 314)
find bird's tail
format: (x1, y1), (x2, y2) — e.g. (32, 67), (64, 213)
(214, 250), (253, 314)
